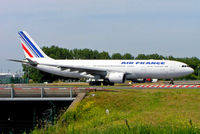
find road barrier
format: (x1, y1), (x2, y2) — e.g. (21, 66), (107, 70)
(132, 85), (200, 89)
(0, 87), (98, 101)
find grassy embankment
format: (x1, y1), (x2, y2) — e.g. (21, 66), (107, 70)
(32, 89), (200, 134)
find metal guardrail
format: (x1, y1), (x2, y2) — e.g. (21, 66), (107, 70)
(0, 87), (77, 101)
(0, 98), (76, 101)
(0, 87), (99, 101)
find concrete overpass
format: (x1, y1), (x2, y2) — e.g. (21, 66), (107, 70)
(0, 86), (99, 133)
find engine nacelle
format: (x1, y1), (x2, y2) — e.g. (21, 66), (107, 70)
(107, 72), (126, 83)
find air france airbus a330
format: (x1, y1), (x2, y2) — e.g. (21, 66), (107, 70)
(10, 31), (194, 86)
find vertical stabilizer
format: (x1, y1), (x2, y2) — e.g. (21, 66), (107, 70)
(18, 31), (50, 59)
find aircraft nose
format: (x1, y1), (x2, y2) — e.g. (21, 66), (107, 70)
(188, 67), (194, 74)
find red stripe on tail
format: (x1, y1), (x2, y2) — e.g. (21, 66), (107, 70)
(21, 43), (33, 58)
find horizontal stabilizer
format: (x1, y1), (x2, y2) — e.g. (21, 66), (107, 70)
(7, 59), (28, 63)
(8, 58), (38, 66)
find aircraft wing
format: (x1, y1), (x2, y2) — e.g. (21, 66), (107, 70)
(9, 58), (125, 76)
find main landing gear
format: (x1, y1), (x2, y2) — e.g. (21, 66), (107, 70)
(89, 80), (114, 86)
(89, 81), (101, 86)
(102, 80), (114, 86)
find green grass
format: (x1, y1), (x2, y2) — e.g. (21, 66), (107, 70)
(31, 89), (200, 134)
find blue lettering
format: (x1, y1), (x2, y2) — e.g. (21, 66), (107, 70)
(146, 62), (151, 64)
(121, 62), (126, 64)
(128, 62), (134, 64)
(121, 61), (134, 64)
(161, 62), (165, 64)
(122, 61), (165, 65)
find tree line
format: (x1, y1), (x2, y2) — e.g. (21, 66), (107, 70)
(23, 46), (200, 82)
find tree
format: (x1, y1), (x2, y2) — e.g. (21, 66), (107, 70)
(135, 54), (147, 59)
(146, 54), (165, 60)
(111, 53), (122, 59)
(97, 51), (110, 59)
(122, 53), (134, 59)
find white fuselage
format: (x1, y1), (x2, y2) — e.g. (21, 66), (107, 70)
(15, 31), (194, 84)
(33, 59), (194, 80)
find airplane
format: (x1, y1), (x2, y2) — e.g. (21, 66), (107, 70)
(9, 31), (194, 86)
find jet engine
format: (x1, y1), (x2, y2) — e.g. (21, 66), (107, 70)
(107, 72), (126, 83)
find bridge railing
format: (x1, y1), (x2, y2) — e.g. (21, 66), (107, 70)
(0, 87), (77, 101)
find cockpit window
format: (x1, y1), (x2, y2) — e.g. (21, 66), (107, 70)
(182, 65), (188, 67)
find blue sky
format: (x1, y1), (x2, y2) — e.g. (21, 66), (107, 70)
(0, 0), (200, 72)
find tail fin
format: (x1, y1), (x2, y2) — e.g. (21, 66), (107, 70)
(18, 31), (50, 59)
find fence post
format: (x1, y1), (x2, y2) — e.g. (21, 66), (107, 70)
(11, 87), (14, 98)
(41, 87), (44, 98)
(70, 88), (72, 98)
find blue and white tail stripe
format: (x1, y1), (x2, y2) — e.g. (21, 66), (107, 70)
(19, 33), (39, 58)
(18, 31), (44, 58)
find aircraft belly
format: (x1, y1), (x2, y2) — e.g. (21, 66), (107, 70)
(36, 65), (83, 78)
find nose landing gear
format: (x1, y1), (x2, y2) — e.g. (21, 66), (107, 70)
(169, 79), (174, 85)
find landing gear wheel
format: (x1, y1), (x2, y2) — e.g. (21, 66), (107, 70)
(103, 80), (115, 86)
(109, 82), (114, 86)
(169, 79), (174, 85)
(103, 81), (109, 86)
(89, 81), (94, 86)
(103, 80), (110, 86)
(89, 81), (102, 86)
(96, 81), (101, 86)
